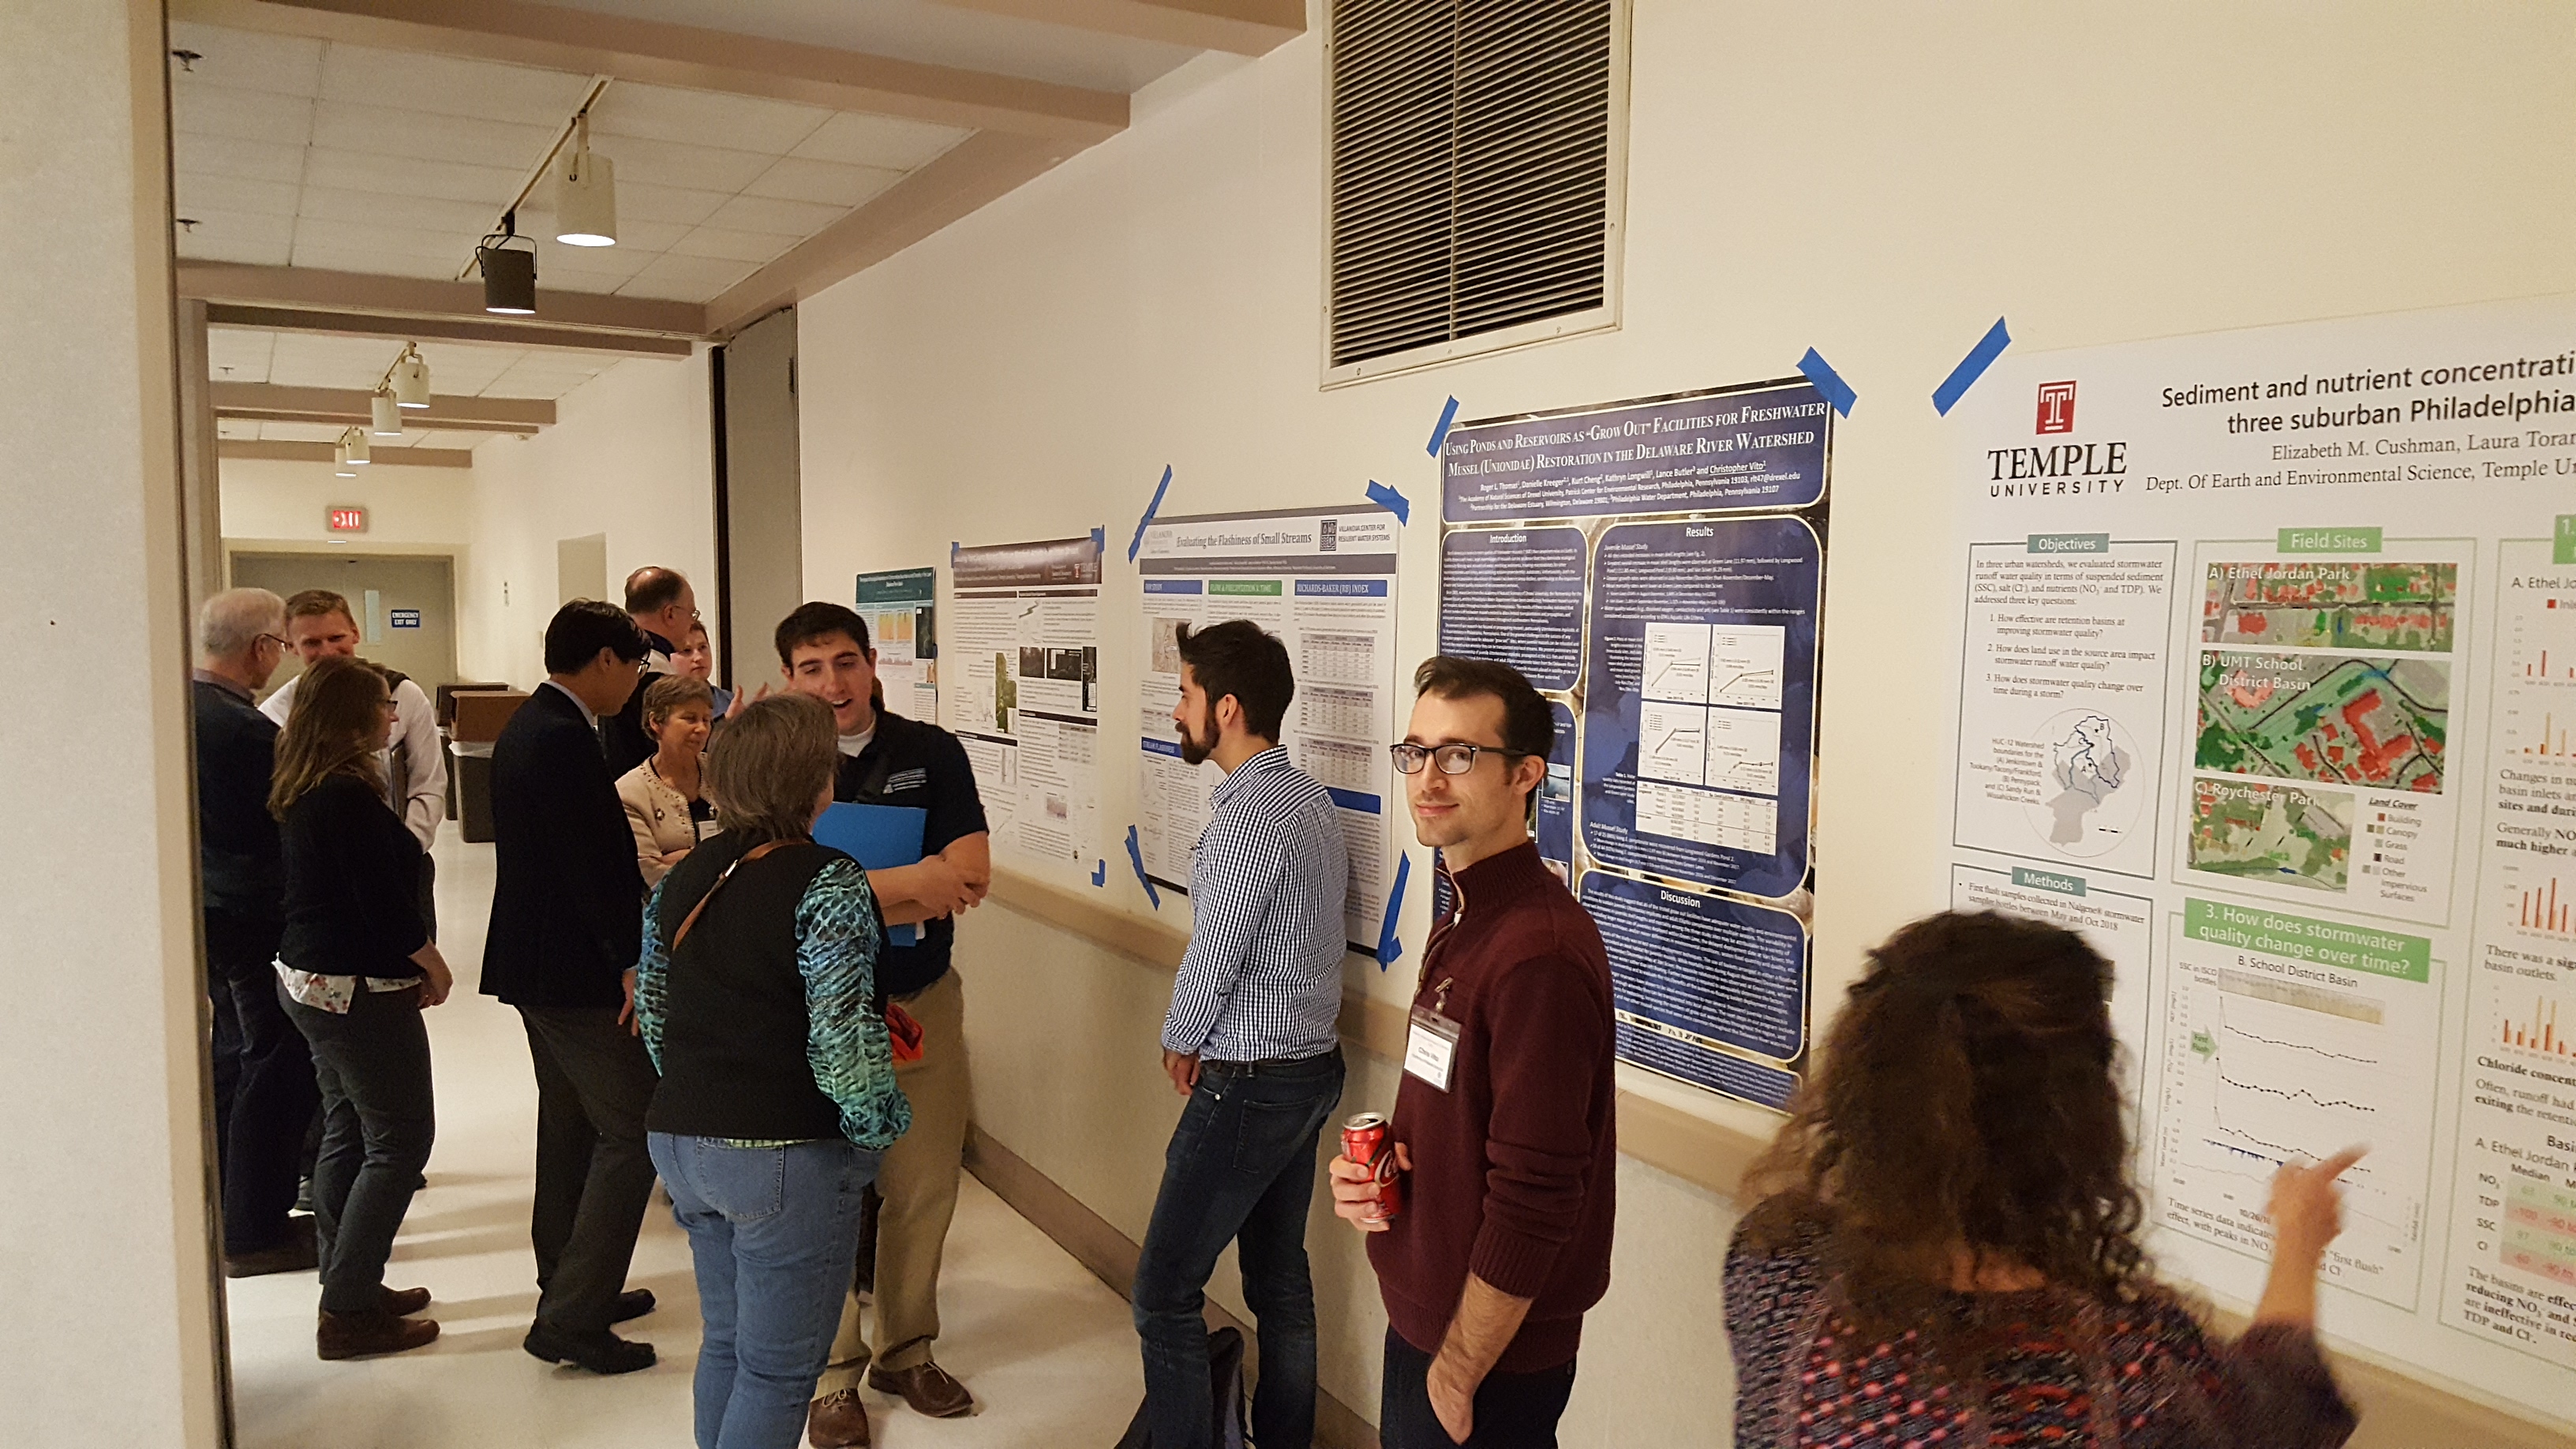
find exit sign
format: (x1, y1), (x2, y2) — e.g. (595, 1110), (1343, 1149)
(328, 506), (367, 533)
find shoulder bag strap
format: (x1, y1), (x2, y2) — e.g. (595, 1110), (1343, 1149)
(669, 840), (790, 952)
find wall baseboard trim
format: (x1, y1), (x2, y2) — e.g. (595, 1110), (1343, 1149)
(962, 1124), (1382, 1449)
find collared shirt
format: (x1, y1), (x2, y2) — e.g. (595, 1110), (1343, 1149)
(541, 677), (597, 728)
(1163, 746), (1349, 1062)
(193, 668), (253, 703)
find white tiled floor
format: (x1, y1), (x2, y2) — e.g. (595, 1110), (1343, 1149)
(225, 829), (1149, 1448)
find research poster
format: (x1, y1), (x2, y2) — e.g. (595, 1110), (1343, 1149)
(1134, 504), (1404, 953)
(1944, 296), (2576, 1422)
(856, 566), (938, 721)
(1440, 380), (1831, 1110)
(948, 534), (1102, 872)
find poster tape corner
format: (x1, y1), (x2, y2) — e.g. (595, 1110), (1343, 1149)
(1375, 852), (1412, 969)
(1932, 316), (2012, 416)
(1125, 825), (1161, 909)
(1125, 464), (1174, 563)
(1365, 479), (1411, 525)
(1426, 396), (1462, 457)
(1796, 346), (1857, 417)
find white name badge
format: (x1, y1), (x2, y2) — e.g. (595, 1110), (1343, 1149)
(1404, 1005), (1461, 1092)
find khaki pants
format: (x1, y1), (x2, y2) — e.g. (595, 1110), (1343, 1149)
(818, 968), (970, 1392)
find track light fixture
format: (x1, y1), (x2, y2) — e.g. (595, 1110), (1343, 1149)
(391, 343), (430, 408)
(554, 118), (616, 248)
(341, 426), (372, 466)
(371, 388), (402, 437)
(478, 212), (538, 315)
(334, 440), (357, 478)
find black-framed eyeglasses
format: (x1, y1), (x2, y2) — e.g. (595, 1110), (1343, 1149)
(255, 633), (291, 650)
(1388, 742), (1529, 776)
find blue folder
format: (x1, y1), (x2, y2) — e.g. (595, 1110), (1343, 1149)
(814, 803), (929, 948)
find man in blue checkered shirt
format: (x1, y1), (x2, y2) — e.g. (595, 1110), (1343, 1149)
(1129, 620), (1350, 1449)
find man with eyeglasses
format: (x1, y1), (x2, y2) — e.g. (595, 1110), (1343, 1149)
(1328, 656), (1616, 1449)
(192, 587), (320, 1277)
(601, 566), (700, 776)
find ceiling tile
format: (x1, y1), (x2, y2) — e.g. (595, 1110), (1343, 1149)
(702, 193), (848, 238)
(259, 421), (351, 444)
(305, 148), (522, 207)
(318, 43), (596, 126)
(744, 156), (904, 209)
(310, 100), (555, 167)
(608, 181), (731, 227)
(175, 211), (296, 267)
(588, 83), (833, 156)
(298, 185), (499, 234)
(172, 84), (315, 146)
(530, 235), (657, 283)
(790, 112), (971, 172)
(619, 253), (757, 303)
(167, 24), (324, 98)
(668, 226), (796, 266)
(585, 134), (773, 194)
(283, 245), (465, 282)
(206, 328), (278, 383)
(292, 217), (481, 271)
(216, 417), (261, 439)
(172, 131), (307, 185)
(178, 173), (301, 219)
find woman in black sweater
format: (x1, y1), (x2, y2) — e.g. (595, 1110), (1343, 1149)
(271, 655), (455, 1360)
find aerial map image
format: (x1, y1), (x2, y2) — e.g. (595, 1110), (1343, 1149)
(2200, 560), (2457, 651)
(2196, 650), (2448, 793)
(2188, 777), (2353, 892)
(2034, 708), (2140, 854)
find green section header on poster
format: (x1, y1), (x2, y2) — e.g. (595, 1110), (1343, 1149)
(2276, 526), (2383, 554)
(2012, 867), (2087, 896)
(1208, 579), (1282, 596)
(2027, 534), (2110, 554)
(2184, 898), (2430, 982)
(2556, 514), (2576, 565)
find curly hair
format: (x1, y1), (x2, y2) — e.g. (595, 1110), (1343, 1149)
(1742, 911), (2152, 1342)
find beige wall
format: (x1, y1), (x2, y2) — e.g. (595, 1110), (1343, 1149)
(459, 349), (715, 687)
(796, 2), (2576, 1443)
(0, 2), (227, 1445)
(218, 454), (476, 557)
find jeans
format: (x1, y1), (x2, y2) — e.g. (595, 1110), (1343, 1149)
(1379, 1327), (1577, 1449)
(1132, 1049), (1346, 1449)
(283, 983), (435, 1313)
(205, 908), (316, 1253)
(652, 1134), (879, 1449)
(519, 1005), (660, 1334)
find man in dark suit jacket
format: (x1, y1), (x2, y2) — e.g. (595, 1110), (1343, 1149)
(483, 600), (659, 1374)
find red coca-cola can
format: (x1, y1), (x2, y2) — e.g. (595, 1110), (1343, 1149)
(1341, 1112), (1402, 1220)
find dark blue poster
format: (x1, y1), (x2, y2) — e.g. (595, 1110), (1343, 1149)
(1579, 872), (1807, 1065)
(1441, 380), (1831, 525)
(1535, 701), (1576, 882)
(1436, 526), (1586, 691)
(1578, 515), (1819, 900)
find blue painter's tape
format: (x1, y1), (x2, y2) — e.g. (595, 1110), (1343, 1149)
(1125, 464), (1172, 563)
(1376, 852), (1411, 969)
(1090, 525), (1106, 556)
(1091, 859), (1106, 888)
(1425, 396), (1461, 457)
(1796, 346), (1857, 418)
(1125, 825), (1161, 909)
(1365, 480), (1410, 525)
(1933, 317), (2012, 417)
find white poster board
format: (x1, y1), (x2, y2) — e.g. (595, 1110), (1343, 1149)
(1945, 295), (2576, 1429)
(1136, 504), (1402, 953)
(948, 533), (1103, 873)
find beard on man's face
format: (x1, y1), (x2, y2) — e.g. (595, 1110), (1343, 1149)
(1178, 712), (1217, 766)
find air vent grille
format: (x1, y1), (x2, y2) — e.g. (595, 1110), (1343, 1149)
(1329, 0), (1615, 370)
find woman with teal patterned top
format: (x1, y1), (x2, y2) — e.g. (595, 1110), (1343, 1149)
(636, 692), (912, 1449)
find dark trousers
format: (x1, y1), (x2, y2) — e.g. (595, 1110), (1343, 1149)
(285, 984), (436, 1313)
(519, 1005), (659, 1335)
(204, 908), (316, 1255)
(1380, 1328), (1577, 1449)
(1132, 1049), (1346, 1449)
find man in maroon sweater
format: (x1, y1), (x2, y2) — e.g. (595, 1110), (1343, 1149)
(1330, 657), (1616, 1448)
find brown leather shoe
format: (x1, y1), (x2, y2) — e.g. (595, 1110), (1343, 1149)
(316, 1307), (439, 1360)
(868, 1360), (975, 1417)
(380, 1285), (432, 1316)
(806, 1387), (871, 1447)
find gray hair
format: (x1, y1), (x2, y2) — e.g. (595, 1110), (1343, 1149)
(197, 587), (286, 659)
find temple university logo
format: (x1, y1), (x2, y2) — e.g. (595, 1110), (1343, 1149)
(2035, 380), (2078, 434)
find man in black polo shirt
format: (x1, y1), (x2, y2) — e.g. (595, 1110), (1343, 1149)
(775, 603), (988, 1447)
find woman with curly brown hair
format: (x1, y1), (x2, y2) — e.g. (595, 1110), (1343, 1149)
(1726, 911), (2361, 1449)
